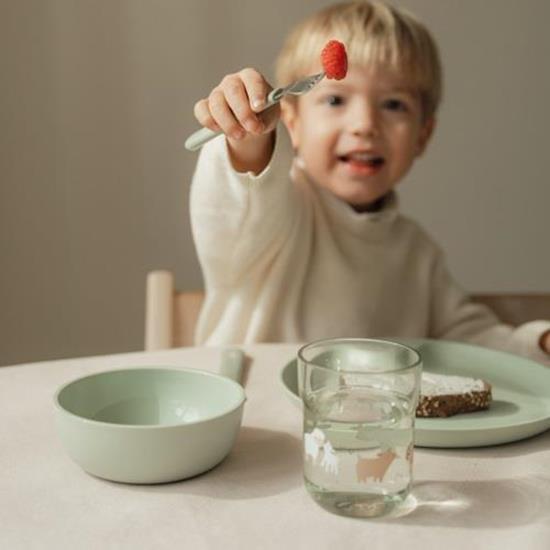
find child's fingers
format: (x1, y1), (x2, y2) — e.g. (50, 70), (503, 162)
(207, 88), (246, 140)
(239, 68), (270, 113)
(193, 99), (221, 133)
(220, 75), (264, 135)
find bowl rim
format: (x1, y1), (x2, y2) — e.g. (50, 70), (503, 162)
(53, 366), (246, 429)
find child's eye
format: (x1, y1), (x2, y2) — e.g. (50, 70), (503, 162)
(325, 95), (344, 106)
(383, 99), (408, 112)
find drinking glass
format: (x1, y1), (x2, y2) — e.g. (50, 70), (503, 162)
(298, 338), (422, 518)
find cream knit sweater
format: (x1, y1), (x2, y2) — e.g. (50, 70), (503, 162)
(190, 129), (550, 365)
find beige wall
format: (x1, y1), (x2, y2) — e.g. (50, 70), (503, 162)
(1, 0), (549, 365)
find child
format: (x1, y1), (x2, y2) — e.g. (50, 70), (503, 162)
(189, 0), (550, 363)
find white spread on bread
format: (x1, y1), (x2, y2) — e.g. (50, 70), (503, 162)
(421, 372), (486, 397)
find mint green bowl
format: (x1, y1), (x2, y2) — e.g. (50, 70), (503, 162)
(54, 367), (246, 484)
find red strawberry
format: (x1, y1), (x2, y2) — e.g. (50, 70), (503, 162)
(321, 40), (348, 80)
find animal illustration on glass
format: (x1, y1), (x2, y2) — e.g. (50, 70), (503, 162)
(355, 450), (397, 483)
(304, 428), (339, 475)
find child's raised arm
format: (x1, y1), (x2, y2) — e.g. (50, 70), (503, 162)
(193, 68), (280, 174)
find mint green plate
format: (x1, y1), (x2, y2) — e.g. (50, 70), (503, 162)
(279, 339), (550, 448)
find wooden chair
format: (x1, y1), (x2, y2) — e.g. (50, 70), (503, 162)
(145, 270), (549, 350)
(471, 293), (550, 326)
(145, 270), (205, 350)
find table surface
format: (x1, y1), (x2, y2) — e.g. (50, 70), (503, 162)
(2, 344), (550, 550)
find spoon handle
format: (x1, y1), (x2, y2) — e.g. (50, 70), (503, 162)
(184, 72), (324, 151)
(184, 95), (278, 152)
(219, 348), (245, 385)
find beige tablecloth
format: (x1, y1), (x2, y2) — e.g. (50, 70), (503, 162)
(2, 344), (550, 549)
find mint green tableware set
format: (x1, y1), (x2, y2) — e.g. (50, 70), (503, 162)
(54, 339), (550, 485)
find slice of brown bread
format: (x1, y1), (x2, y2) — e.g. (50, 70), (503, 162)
(416, 372), (492, 418)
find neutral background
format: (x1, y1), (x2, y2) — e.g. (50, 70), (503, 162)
(1, 0), (549, 366)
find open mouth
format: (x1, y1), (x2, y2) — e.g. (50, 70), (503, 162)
(338, 152), (385, 168)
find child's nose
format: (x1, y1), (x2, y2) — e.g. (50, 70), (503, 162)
(348, 103), (379, 138)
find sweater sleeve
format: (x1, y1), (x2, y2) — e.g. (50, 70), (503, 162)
(189, 128), (298, 289)
(429, 249), (550, 366)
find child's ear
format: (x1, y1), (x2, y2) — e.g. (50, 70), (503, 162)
(280, 99), (300, 150)
(416, 116), (436, 157)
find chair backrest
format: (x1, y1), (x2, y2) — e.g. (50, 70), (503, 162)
(471, 293), (550, 326)
(145, 270), (204, 350)
(145, 270), (549, 349)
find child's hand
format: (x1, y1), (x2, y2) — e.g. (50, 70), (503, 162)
(540, 330), (550, 354)
(194, 68), (279, 141)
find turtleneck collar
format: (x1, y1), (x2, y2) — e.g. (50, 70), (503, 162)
(291, 157), (400, 238)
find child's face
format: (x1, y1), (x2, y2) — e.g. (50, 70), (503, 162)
(282, 64), (435, 211)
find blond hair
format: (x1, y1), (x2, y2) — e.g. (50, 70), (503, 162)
(275, 1), (442, 119)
